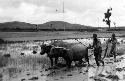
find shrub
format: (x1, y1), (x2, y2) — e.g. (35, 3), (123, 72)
(0, 38), (4, 44)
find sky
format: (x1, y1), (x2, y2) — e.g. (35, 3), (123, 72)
(0, 0), (125, 27)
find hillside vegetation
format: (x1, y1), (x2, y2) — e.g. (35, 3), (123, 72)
(0, 21), (125, 32)
(0, 21), (98, 32)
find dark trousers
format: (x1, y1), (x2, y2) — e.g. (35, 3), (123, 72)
(94, 52), (104, 66)
(110, 46), (116, 59)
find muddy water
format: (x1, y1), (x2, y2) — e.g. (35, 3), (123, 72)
(0, 38), (125, 81)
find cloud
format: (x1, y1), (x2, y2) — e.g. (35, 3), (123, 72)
(0, 0), (21, 8)
(0, 0), (125, 26)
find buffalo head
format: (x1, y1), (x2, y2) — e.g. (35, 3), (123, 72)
(40, 44), (53, 55)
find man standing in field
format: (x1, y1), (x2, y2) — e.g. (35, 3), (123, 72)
(92, 34), (104, 67)
(104, 33), (117, 62)
(110, 33), (117, 61)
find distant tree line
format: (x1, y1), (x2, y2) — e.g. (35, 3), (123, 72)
(0, 28), (99, 32)
(0, 38), (4, 44)
(0, 27), (125, 32)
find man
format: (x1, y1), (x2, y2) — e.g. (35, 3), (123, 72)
(109, 33), (117, 61)
(92, 34), (104, 66)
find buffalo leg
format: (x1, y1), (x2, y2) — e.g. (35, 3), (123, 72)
(66, 59), (72, 68)
(67, 61), (72, 68)
(50, 58), (53, 66)
(64, 57), (72, 68)
(55, 57), (58, 66)
(78, 60), (83, 65)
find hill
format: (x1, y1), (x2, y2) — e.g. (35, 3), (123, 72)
(0, 21), (96, 31)
(0, 21), (36, 29)
(38, 21), (92, 29)
(0, 21), (125, 32)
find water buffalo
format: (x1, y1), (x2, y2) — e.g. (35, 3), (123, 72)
(51, 41), (90, 65)
(40, 41), (90, 67)
(63, 43), (90, 67)
(40, 44), (70, 67)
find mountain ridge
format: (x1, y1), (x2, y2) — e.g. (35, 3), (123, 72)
(0, 21), (93, 30)
(0, 21), (125, 31)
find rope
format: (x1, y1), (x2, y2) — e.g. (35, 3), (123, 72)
(75, 39), (88, 47)
(102, 44), (108, 60)
(75, 39), (107, 60)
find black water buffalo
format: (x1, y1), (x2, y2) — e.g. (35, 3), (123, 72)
(40, 41), (90, 67)
(51, 41), (90, 66)
(40, 44), (70, 67)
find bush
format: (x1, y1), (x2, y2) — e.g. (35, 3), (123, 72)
(0, 38), (4, 44)
(0, 54), (10, 67)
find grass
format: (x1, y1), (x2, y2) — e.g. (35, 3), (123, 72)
(0, 54), (10, 68)
(0, 51), (50, 79)
(0, 35), (125, 81)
